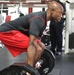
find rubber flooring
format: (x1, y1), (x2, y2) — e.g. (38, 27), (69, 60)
(0, 46), (74, 75)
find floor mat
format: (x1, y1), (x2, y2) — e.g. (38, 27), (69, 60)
(48, 69), (61, 75)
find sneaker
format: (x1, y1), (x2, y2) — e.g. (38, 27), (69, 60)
(56, 52), (62, 55)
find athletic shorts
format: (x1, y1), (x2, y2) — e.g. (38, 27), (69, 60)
(0, 30), (29, 57)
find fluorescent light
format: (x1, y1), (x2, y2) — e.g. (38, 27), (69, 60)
(0, 1), (9, 2)
(26, 0), (41, 3)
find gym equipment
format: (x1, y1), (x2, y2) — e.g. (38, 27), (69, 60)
(69, 33), (74, 49)
(41, 34), (50, 46)
(0, 63), (40, 75)
(41, 29), (50, 46)
(0, 48), (55, 75)
(37, 48), (55, 75)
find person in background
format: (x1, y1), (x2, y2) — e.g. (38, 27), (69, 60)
(49, 0), (66, 55)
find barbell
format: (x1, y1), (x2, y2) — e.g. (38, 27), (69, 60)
(0, 48), (55, 75)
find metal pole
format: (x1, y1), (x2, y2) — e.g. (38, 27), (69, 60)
(65, 2), (71, 54)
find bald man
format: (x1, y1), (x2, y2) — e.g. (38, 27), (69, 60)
(0, 1), (64, 70)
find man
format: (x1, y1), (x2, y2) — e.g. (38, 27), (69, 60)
(0, 1), (64, 70)
(49, 0), (66, 55)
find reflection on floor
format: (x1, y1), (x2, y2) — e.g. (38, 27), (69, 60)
(0, 47), (74, 75)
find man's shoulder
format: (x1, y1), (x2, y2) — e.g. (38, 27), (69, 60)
(27, 11), (46, 21)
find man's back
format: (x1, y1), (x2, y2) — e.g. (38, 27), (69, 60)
(0, 12), (46, 32)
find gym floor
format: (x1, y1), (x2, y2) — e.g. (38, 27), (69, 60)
(0, 46), (74, 75)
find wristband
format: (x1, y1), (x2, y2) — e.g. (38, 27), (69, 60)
(37, 39), (40, 44)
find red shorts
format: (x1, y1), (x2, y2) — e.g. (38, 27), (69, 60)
(0, 30), (29, 57)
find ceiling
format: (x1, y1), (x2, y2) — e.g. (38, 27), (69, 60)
(0, 0), (51, 8)
(0, 0), (51, 4)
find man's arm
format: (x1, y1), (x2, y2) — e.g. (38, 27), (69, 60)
(26, 34), (45, 67)
(26, 35), (38, 67)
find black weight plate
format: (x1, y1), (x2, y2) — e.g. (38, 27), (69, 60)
(38, 48), (55, 75)
(41, 35), (50, 46)
(0, 65), (23, 75)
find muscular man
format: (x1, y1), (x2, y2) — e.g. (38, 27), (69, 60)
(0, 1), (64, 69)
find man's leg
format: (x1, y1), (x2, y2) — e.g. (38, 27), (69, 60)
(56, 23), (63, 55)
(50, 37), (56, 54)
(50, 23), (56, 54)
